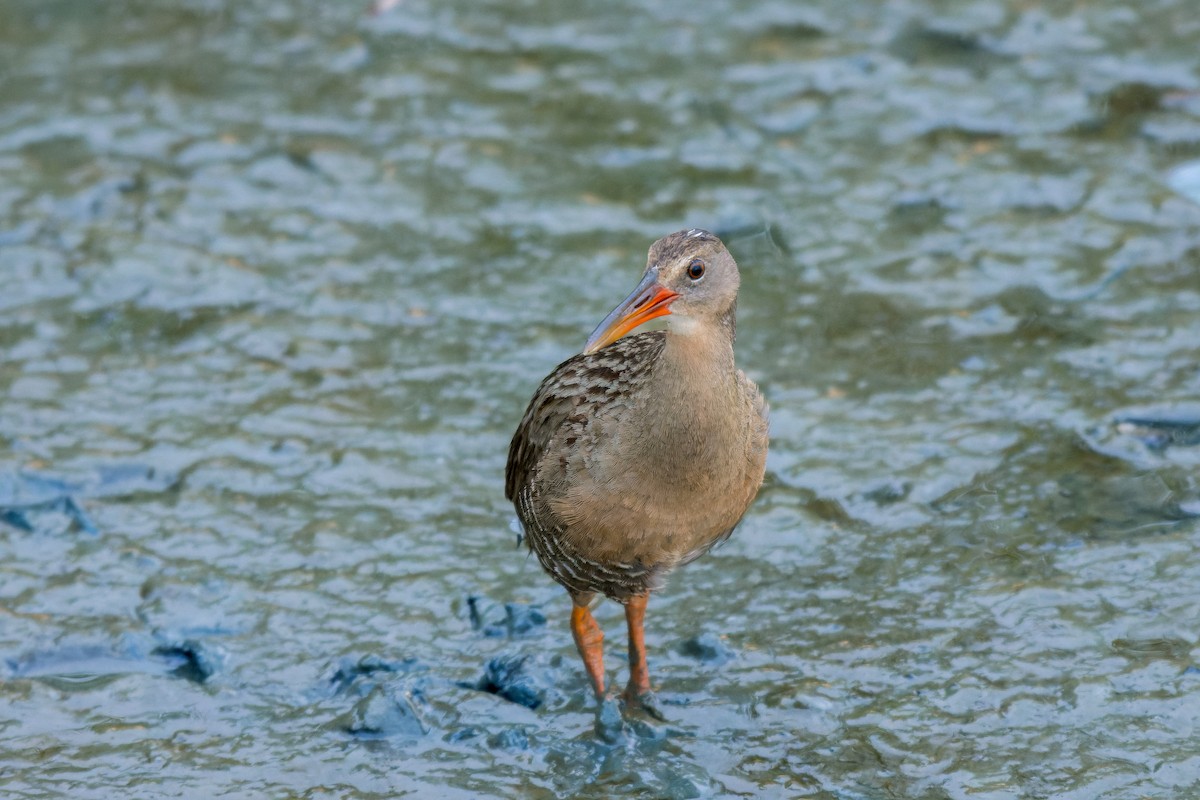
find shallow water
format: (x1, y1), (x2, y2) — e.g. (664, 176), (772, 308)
(2, 1), (1199, 797)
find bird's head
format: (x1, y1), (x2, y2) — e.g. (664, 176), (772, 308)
(583, 229), (740, 355)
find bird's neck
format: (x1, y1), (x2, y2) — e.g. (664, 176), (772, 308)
(620, 317), (741, 481)
(659, 314), (737, 388)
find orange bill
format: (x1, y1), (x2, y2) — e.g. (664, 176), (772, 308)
(583, 268), (680, 355)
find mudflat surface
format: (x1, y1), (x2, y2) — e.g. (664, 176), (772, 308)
(2, 2), (1199, 797)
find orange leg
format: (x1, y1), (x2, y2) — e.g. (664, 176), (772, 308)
(570, 603), (606, 697)
(624, 594), (651, 701)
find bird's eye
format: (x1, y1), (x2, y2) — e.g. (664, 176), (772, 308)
(687, 259), (705, 280)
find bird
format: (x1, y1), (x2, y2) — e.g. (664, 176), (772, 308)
(505, 228), (769, 711)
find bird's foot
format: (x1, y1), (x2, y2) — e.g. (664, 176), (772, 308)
(594, 692), (665, 743)
(593, 695), (625, 744)
(621, 686), (666, 721)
